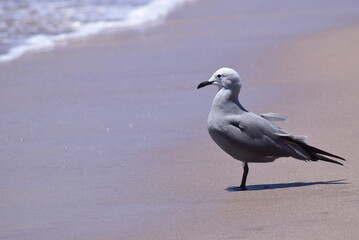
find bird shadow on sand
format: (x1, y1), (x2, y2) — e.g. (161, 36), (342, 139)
(226, 179), (348, 192)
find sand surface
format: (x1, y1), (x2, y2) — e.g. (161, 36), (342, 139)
(1, 0), (359, 239)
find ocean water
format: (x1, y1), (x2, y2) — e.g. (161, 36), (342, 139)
(0, 0), (188, 62)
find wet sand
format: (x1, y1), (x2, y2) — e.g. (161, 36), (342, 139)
(1, 0), (359, 239)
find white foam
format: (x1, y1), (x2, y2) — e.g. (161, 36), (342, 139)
(0, 0), (191, 63)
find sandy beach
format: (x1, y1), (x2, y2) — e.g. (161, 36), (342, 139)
(1, 0), (359, 239)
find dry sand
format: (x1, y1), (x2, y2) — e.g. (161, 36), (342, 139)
(1, 0), (359, 239)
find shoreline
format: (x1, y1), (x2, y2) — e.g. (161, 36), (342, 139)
(0, 0), (193, 63)
(1, 0), (359, 239)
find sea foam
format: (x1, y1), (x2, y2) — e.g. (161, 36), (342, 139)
(0, 0), (190, 63)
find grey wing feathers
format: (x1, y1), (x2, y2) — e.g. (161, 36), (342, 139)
(228, 113), (293, 157)
(260, 112), (288, 122)
(276, 133), (307, 142)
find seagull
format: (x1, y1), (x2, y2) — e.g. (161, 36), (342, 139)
(197, 67), (345, 190)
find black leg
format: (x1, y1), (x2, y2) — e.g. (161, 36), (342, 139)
(239, 162), (249, 190)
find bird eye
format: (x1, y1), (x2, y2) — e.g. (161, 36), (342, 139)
(217, 74), (221, 78)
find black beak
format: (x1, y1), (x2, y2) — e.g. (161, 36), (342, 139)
(197, 80), (213, 89)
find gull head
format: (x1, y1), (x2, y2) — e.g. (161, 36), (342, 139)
(197, 67), (241, 90)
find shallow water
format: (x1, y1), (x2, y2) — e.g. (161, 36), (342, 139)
(0, 0), (187, 62)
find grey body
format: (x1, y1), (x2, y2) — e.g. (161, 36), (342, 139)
(207, 87), (305, 163)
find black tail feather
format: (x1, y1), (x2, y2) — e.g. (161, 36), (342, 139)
(280, 135), (345, 165)
(296, 141), (345, 161)
(313, 153), (344, 166)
